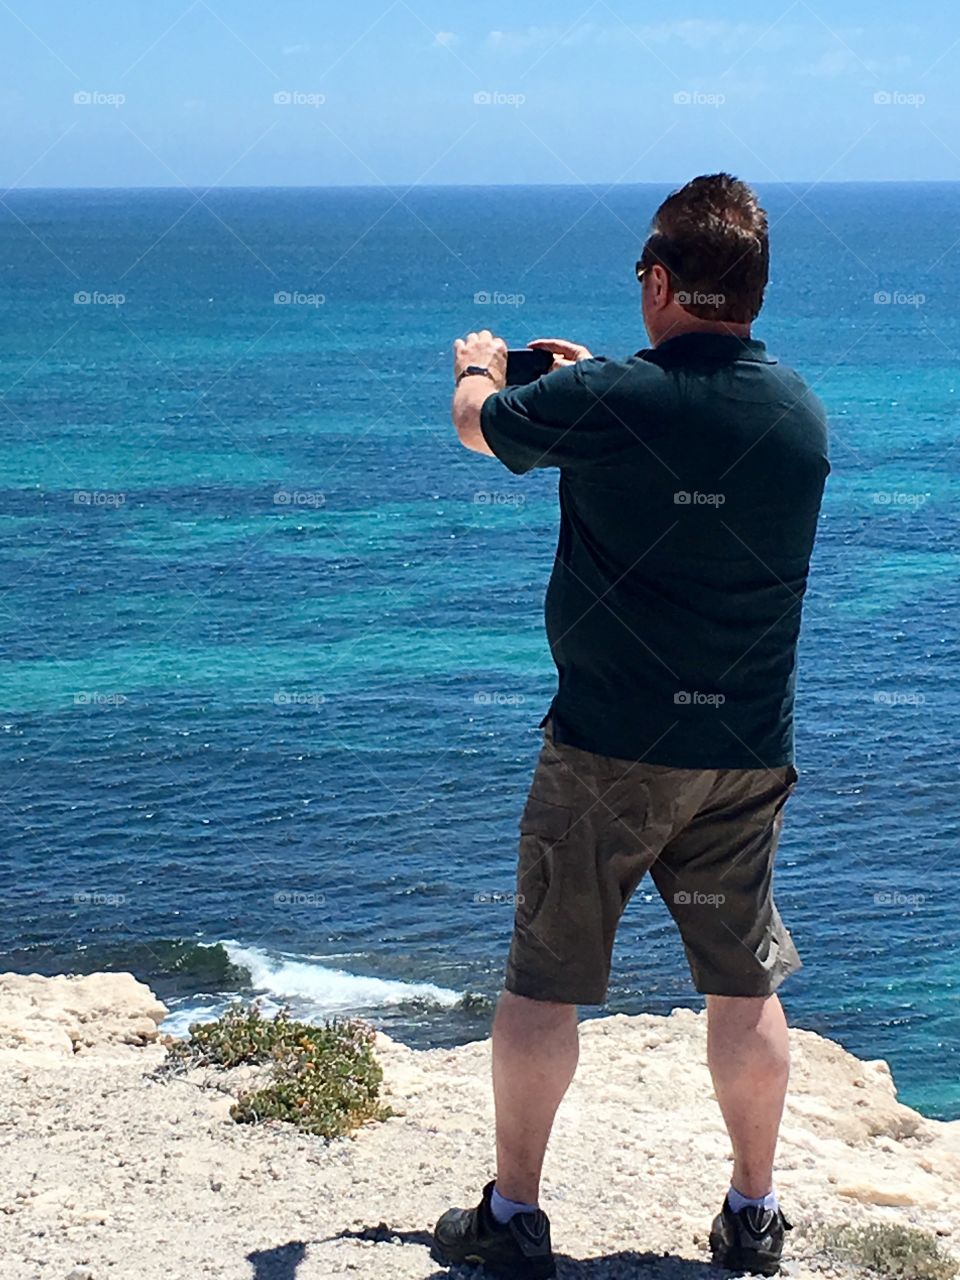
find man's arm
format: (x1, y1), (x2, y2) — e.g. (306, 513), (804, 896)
(451, 331), (596, 458)
(451, 329), (507, 456)
(452, 376), (498, 456)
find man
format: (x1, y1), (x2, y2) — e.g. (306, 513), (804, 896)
(432, 174), (829, 1279)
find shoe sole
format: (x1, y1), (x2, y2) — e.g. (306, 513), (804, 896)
(709, 1237), (782, 1277)
(430, 1240), (557, 1279)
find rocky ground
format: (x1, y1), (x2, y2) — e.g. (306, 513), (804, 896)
(1, 972), (958, 1280)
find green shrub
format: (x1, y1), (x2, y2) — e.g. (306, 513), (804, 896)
(819, 1222), (957, 1280)
(161, 1003), (391, 1139)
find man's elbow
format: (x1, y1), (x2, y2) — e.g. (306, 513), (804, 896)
(452, 404), (495, 456)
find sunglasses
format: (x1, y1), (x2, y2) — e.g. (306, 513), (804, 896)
(636, 258), (674, 287)
(635, 254), (686, 289)
(636, 235), (685, 286)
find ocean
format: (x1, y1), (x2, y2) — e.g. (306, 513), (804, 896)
(1, 183), (957, 1119)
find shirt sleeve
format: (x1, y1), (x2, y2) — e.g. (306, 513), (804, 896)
(479, 359), (618, 475)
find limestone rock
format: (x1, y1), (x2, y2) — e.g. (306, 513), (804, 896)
(837, 1178), (941, 1208)
(1, 974), (959, 1278)
(0, 972), (168, 1056)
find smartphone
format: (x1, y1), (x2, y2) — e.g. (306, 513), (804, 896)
(506, 347), (554, 386)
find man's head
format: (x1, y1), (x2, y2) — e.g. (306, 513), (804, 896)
(638, 173), (769, 346)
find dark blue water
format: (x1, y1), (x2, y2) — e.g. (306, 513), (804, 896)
(1, 184), (957, 1117)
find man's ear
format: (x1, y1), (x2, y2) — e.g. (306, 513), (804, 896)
(651, 264), (672, 309)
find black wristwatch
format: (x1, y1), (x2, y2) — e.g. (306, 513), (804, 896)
(456, 365), (496, 387)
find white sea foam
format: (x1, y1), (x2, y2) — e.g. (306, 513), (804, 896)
(160, 940), (461, 1033)
(160, 942), (463, 1039)
(222, 941), (460, 1008)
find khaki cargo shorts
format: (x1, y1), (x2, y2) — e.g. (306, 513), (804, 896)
(505, 723), (801, 1004)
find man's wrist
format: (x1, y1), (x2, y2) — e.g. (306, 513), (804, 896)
(456, 364), (497, 387)
(453, 376), (500, 416)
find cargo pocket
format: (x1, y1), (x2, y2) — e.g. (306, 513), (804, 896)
(519, 795), (573, 842)
(515, 795), (573, 927)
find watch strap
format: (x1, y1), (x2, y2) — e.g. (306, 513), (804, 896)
(456, 365), (496, 387)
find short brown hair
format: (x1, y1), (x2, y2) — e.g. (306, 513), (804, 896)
(642, 173), (769, 324)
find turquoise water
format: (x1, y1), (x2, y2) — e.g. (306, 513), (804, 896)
(1, 184), (958, 1118)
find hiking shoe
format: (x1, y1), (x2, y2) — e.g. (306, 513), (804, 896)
(432, 1180), (556, 1279)
(709, 1196), (792, 1276)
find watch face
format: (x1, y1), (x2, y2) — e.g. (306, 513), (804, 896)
(457, 363), (497, 388)
(457, 364), (493, 384)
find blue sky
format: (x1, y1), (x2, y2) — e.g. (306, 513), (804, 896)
(1, 1), (959, 187)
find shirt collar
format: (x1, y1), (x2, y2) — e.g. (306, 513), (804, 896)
(638, 333), (777, 366)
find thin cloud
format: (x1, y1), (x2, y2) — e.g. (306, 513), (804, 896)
(485, 21), (795, 56)
(486, 25), (598, 55)
(635, 20), (796, 53)
(802, 48), (912, 78)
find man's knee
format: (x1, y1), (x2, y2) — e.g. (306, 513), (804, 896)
(707, 992), (781, 1029)
(495, 990), (578, 1035)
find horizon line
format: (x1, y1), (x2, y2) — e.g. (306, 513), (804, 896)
(2, 178), (960, 195)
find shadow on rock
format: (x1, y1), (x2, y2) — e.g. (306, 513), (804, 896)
(330, 1223), (721, 1274)
(247, 1241), (309, 1280)
(333, 1223), (437, 1247)
(329, 1224), (726, 1277)
(426, 1250), (723, 1278)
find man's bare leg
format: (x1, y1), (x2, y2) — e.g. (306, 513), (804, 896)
(707, 993), (790, 1198)
(491, 991), (579, 1205)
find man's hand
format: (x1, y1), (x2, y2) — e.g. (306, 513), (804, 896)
(528, 338), (593, 371)
(451, 329), (506, 457)
(454, 329), (508, 388)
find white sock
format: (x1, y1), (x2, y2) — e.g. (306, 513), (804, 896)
(491, 1185), (538, 1224)
(728, 1186), (778, 1214)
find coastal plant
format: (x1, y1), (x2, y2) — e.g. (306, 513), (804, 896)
(161, 1002), (391, 1139)
(819, 1222), (957, 1280)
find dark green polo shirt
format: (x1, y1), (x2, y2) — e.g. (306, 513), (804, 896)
(480, 333), (829, 768)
